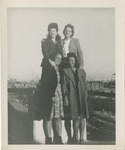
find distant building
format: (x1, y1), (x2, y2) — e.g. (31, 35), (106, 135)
(8, 79), (115, 94)
(87, 80), (115, 94)
(8, 79), (39, 88)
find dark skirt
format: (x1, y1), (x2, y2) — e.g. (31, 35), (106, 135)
(38, 67), (58, 120)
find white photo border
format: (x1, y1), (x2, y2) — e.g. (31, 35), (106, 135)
(1, 0), (125, 150)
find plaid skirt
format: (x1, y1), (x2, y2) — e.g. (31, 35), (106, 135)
(50, 83), (64, 118)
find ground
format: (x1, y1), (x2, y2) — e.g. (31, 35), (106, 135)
(8, 99), (115, 145)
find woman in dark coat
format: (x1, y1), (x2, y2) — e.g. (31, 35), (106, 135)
(39, 23), (63, 144)
(62, 53), (89, 144)
(60, 24), (87, 144)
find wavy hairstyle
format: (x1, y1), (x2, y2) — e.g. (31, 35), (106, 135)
(67, 52), (79, 68)
(47, 22), (61, 43)
(63, 24), (74, 38)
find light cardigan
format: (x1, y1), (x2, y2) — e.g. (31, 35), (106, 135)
(61, 38), (84, 67)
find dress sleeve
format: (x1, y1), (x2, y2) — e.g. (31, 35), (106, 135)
(41, 39), (50, 59)
(76, 39), (84, 67)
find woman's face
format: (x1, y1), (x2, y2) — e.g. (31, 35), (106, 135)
(68, 57), (76, 68)
(64, 27), (72, 39)
(55, 54), (62, 65)
(49, 28), (57, 38)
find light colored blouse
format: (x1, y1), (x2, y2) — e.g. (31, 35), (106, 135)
(61, 38), (84, 67)
(63, 39), (71, 57)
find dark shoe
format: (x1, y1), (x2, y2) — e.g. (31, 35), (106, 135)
(73, 139), (79, 144)
(53, 136), (63, 144)
(80, 139), (84, 144)
(67, 138), (73, 144)
(45, 137), (52, 144)
(53, 136), (56, 144)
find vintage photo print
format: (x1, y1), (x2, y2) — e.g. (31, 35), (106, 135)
(1, 0), (125, 150)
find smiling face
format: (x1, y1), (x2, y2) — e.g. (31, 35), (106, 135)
(68, 57), (76, 68)
(49, 28), (57, 38)
(55, 54), (62, 65)
(64, 27), (72, 39)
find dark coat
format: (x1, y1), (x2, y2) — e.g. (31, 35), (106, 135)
(32, 67), (59, 121)
(62, 68), (89, 119)
(38, 67), (57, 120)
(41, 38), (62, 68)
(37, 38), (62, 120)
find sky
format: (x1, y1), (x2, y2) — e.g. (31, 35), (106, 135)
(8, 8), (115, 81)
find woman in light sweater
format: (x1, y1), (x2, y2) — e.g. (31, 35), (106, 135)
(61, 24), (84, 69)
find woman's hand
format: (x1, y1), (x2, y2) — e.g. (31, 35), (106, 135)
(49, 59), (57, 69)
(52, 97), (57, 103)
(64, 96), (69, 107)
(79, 65), (84, 70)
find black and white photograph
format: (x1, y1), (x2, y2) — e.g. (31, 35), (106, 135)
(7, 8), (116, 145)
(1, 0), (125, 150)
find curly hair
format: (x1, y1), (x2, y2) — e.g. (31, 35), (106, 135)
(63, 24), (74, 38)
(67, 52), (79, 68)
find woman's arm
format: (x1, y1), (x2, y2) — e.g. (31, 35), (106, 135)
(82, 69), (88, 98)
(48, 59), (57, 69)
(41, 39), (50, 58)
(41, 39), (56, 68)
(76, 39), (84, 68)
(62, 73), (69, 107)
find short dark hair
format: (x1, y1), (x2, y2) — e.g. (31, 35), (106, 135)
(63, 24), (74, 38)
(67, 52), (79, 68)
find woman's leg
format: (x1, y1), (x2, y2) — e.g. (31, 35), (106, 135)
(43, 118), (52, 144)
(52, 119), (57, 142)
(79, 118), (86, 144)
(73, 118), (79, 144)
(64, 118), (72, 141)
(52, 118), (63, 144)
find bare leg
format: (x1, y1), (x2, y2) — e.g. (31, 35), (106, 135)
(52, 119), (57, 141)
(53, 118), (62, 136)
(79, 118), (86, 144)
(73, 118), (79, 143)
(64, 118), (72, 140)
(43, 119), (52, 144)
(53, 118), (62, 144)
